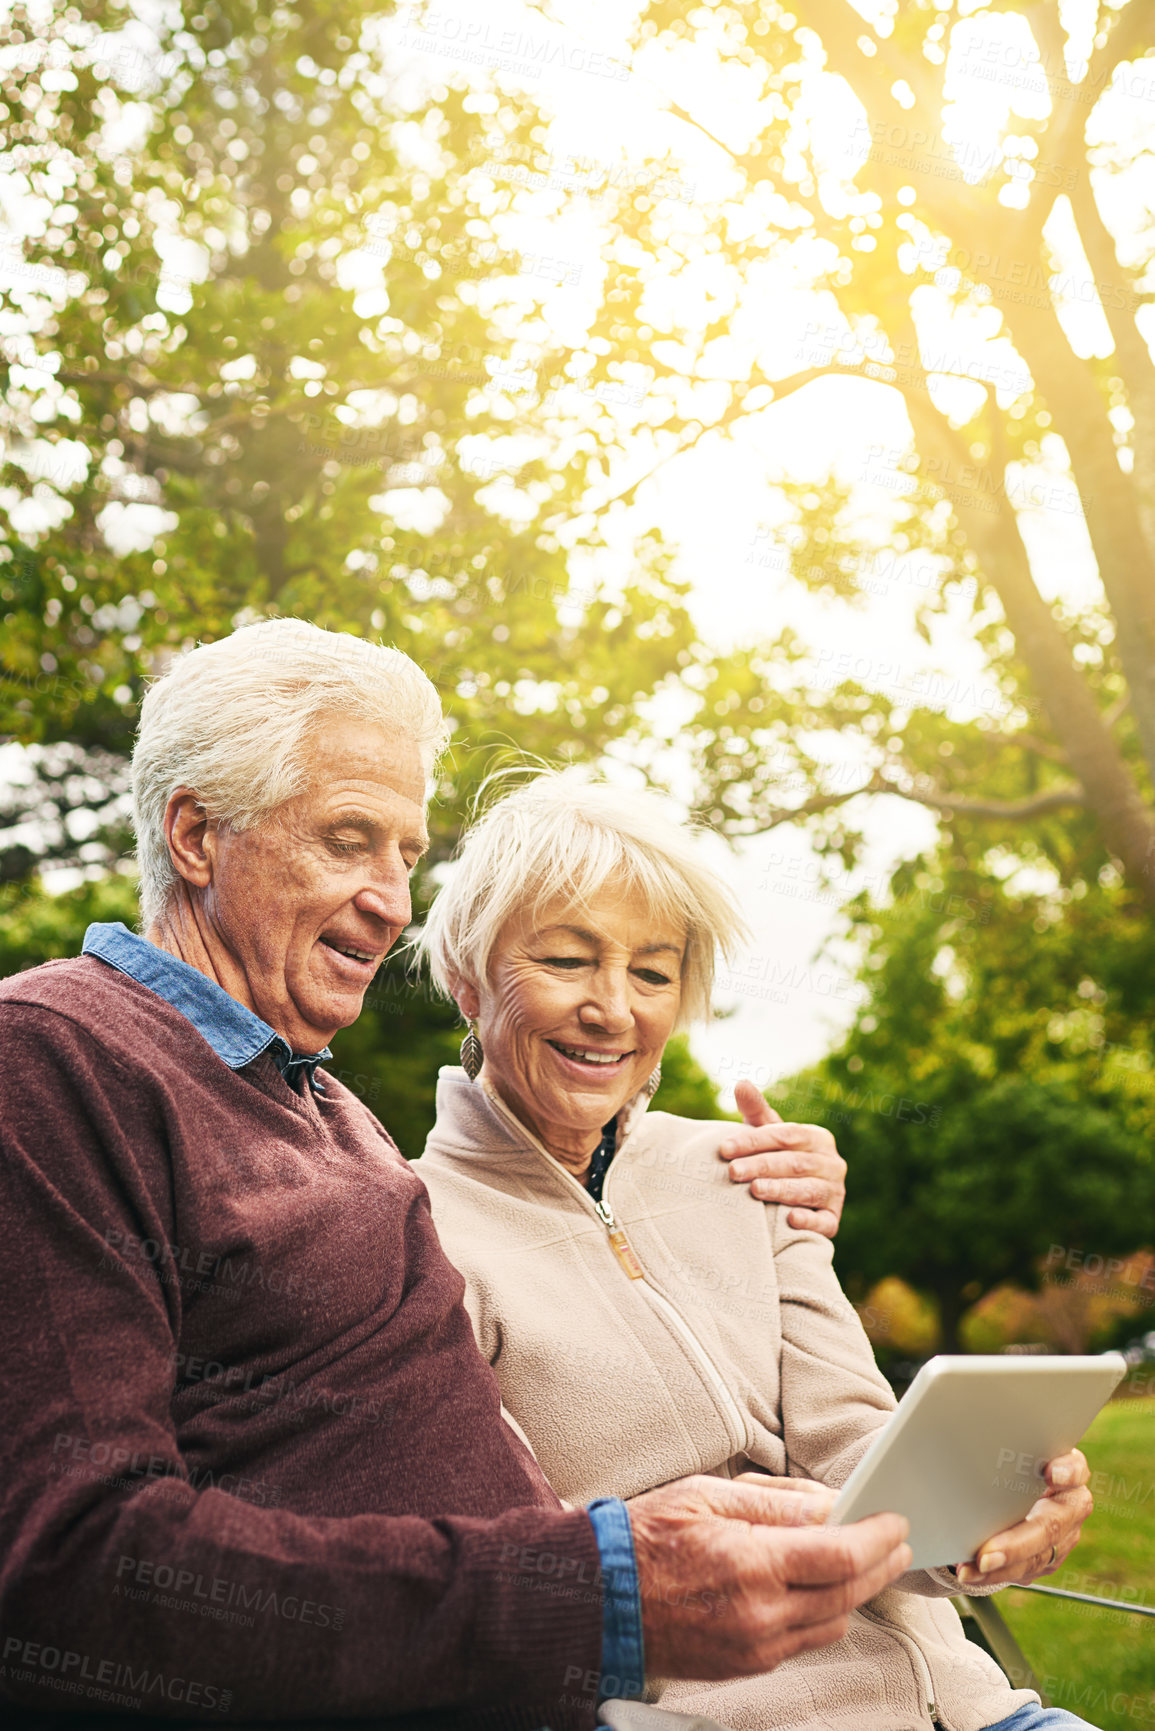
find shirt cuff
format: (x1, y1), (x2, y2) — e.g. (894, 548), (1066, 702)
(587, 1496), (645, 1700)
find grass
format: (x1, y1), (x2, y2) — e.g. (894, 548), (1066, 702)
(995, 1398), (1155, 1728)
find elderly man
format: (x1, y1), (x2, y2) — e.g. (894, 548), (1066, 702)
(0, 619), (905, 1730)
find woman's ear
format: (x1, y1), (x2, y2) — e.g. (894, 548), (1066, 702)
(451, 978), (481, 1022)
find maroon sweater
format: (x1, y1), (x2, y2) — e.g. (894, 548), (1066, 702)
(0, 959), (603, 1728)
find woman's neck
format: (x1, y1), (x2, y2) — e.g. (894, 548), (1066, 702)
(481, 1071), (601, 1179)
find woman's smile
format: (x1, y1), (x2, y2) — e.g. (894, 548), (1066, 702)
(546, 1039), (635, 1073)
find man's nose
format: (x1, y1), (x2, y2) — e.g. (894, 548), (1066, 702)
(352, 863), (412, 933)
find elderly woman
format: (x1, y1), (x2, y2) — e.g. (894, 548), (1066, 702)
(414, 769), (1099, 1731)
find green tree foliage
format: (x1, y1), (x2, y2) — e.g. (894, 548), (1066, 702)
(5, 0), (1154, 1206)
(769, 853), (1155, 1346)
(0, 0), (732, 1137)
(649, 1031), (726, 1122)
(10, 0), (1155, 912)
(0, 870), (138, 970)
(577, 2), (1155, 905)
(0, 0), (701, 874)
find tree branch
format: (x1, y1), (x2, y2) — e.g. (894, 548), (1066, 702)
(663, 99), (741, 165)
(1068, 169), (1155, 571)
(740, 770), (1090, 836)
(591, 364), (854, 510)
(881, 780), (1089, 821)
(1082, 1), (1155, 107)
(800, 0), (918, 121)
(902, 389), (1155, 905)
(738, 778), (884, 833)
(55, 372), (205, 398)
(1006, 731), (1071, 766)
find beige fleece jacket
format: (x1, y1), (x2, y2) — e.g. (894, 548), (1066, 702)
(417, 1069), (1040, 1731)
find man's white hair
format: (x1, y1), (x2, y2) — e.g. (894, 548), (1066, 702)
(132, 618), (448, 932)
(419, 768), (749, 1029)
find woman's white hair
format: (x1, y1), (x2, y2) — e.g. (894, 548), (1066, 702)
(419, 768), (749, 1029)
(132, 618), (448, 932)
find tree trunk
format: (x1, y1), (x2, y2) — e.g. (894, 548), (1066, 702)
(800, 0), (1155, 789)
(997, 289), (1155, 780)
(903, 393), (1155, 911)
(1068, 171), (1155, 577)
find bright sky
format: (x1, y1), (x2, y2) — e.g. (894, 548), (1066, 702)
(3, 0), (1150, 1098)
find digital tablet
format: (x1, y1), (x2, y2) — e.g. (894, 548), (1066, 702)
(828, 1353), (1126, 1570)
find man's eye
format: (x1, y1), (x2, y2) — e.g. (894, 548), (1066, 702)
(328, 840), (361, 856)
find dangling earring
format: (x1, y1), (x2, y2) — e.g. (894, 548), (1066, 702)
(460, 1022), (483, 1082)
(644, 1065), (661, 1099)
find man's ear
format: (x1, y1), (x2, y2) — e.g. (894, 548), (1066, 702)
(164, 789), (215, 891)
(451, 978), (481, 1022)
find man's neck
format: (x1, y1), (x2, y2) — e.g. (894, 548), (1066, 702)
(146, 895), (334, 1057)
(147, 888), (260, 1016)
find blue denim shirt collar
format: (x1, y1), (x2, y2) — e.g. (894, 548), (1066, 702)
(82, 922), (331, 1095)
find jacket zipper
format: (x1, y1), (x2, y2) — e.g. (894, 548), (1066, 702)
(593, 1197), (646, 1278)
(599, 1173), (751, 1464)
(858, 1604), (941, 1725)
(482, 1087), (751, 1462)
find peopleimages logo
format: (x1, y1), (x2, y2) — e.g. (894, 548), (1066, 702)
(115, 1555), (346, 1629)
(401, 11), (630, 81)
(1, 1636), (231, 1713)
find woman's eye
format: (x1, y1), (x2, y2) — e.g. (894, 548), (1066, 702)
(636, 969), (672, 986)
(542, 956), (588, 969)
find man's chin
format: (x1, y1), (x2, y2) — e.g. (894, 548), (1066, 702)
(295, 987), (370, 1049)
(324, 989), (371, 1030)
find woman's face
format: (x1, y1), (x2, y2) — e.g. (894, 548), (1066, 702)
(458, 884), (685, 1172)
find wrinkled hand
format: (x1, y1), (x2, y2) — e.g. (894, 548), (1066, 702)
(731, 1470), (838, 1520)
(626, 1474), (910, 1682)
(955, 1449), (1092, 1587)
(717, 1082), (847, 1239)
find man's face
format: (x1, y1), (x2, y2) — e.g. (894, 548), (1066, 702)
(203, 718), (428, 1050)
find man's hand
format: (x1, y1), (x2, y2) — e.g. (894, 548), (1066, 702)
(717, 1082), (847, 1238)
(955, 1448), (1093, 1587)
(626, 1475), (910, 1682)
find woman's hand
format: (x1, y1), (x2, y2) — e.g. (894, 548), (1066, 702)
(954, 1448), (1093, 1587)
(718, 1081), (847, 1238)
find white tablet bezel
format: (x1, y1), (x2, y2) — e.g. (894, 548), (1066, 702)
(828, 1353), (1126, 1570)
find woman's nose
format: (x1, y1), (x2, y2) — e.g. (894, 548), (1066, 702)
(579, 973), (633, 1032)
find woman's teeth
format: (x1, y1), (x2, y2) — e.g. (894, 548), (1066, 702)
(552, 1043), (626, 1066)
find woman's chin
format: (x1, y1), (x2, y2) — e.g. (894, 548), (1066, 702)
(521, 1048), (648, 1140)
(548, 1078), (637, 1131)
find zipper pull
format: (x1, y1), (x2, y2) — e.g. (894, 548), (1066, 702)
(594, 1199), (645, 1280)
